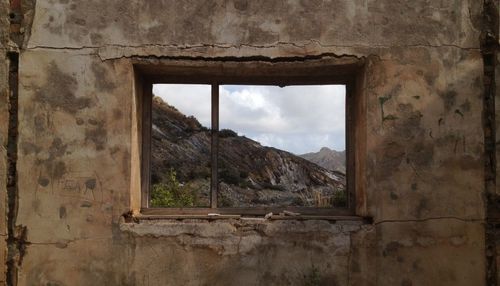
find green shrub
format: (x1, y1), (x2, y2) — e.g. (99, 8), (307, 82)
(218, 193), (233, 207)
(332, 190), (347, 207)
(151, 168), (197, 207)
(219, 129), (238, 138)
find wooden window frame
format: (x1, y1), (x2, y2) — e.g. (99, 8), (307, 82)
(135, 58), (365, 217)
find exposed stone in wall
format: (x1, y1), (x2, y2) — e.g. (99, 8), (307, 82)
(2, 0), (17, 285)
(6, 52), (21, 286)
(479, 0), (500, 284)
(496, 48), (500, 285)
(0, 50), (9, 285)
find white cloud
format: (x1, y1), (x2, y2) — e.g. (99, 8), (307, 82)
(153, 84), (212, 127)
(153, 84), (345, 154)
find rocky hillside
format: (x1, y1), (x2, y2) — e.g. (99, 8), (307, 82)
(300, 147), (346, 174)
(151, 97), (346, 208)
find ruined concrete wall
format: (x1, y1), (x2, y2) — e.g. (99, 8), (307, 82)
(0, 0), (492, 285)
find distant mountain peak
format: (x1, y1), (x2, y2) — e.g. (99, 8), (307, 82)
(300, 147), (346, 174)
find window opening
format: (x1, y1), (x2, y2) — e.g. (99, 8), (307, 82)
(149, 83), (347, 211)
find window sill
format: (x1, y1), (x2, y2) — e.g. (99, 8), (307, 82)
(134, 213), (370, 223)
(141, 207), (355, 216)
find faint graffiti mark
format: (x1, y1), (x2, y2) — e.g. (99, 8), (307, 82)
(34, 166), (106, 205)
(61, 178), (80, 192)
(56, 172), (103, 203)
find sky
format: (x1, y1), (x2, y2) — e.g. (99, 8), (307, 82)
(153, 84), (345, 155)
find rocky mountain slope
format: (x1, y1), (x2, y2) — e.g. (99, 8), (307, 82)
(151, 97), (346, 208)
(300, 147), (346, 173)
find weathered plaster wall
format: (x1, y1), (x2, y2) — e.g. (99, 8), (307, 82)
(0, 0), (495, 285)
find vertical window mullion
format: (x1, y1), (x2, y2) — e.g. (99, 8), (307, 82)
(346, 83), (355, 212)
(142, 81), (153, 209)
(211, 83), (219, 208)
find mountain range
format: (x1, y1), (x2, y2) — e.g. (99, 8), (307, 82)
(300, 147), (346, 173)
(150, 96), (346, 208)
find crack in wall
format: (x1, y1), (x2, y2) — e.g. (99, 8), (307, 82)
(127, 52), (365, 63)
(5, 51), (21, 286)
(102, 53), (369, 65)
(374, 217), (484, 225)
(24, 41), (480, 62)
(27, 237), (110, 248)
(25, 40), (481, 52)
